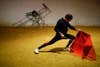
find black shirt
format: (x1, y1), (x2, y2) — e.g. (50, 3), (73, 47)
(54, 18), (76, 35)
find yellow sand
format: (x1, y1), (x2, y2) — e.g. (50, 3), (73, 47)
(0, 26), (100, 67)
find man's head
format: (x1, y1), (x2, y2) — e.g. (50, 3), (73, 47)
(65, 14), (73, 22)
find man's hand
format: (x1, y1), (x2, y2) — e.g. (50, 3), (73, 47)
(61, 33), (65, 38)
(76, 29), (81, 31)
(59, 32), (65, 38)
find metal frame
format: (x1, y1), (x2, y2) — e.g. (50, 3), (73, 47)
(13, 3), (51, 27)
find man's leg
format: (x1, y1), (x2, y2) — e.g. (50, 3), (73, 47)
(65, 34), (75, 48)
(66, 40), (73, 48)
(34, 34), (61, 54)
(38, 36), (60, 49)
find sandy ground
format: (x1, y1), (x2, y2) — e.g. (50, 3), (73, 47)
(0, 26), (100, 67)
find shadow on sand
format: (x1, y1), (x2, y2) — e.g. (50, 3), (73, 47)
(40, 47), (68, 54)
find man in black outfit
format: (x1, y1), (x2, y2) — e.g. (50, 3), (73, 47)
(34, 14), (78, 54)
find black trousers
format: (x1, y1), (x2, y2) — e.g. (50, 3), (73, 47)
(38, 33), (75, 49)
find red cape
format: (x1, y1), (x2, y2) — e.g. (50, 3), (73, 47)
(70, 31), (96, 60)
